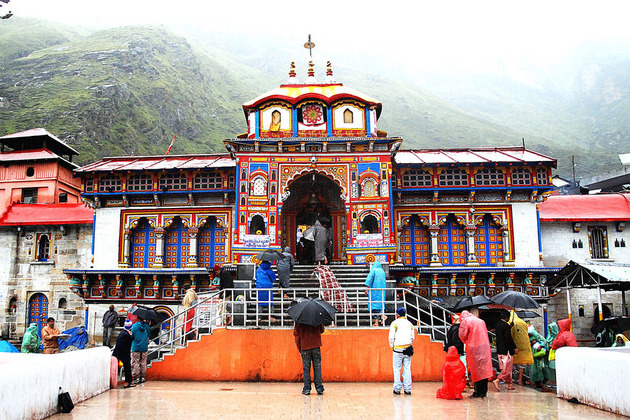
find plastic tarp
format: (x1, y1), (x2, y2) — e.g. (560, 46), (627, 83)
(59, 326), (88, 351)
(0, 340), (19, 353)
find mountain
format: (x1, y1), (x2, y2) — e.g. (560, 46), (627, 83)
(0, 18), (624, 179)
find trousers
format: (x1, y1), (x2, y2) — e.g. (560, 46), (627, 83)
(300, 347), (323, 393)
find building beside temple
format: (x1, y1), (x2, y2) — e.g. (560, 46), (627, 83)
(0, 129), (93, 339)
(62, 60), (558, 328)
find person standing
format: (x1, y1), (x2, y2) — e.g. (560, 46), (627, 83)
(364, 261), (387, 326)
(389, 307), (415, 395)
(102, 305), (118, 348)
(256, 261), (276, 321)
(509, 310), (534, 385)
(113, 319), (134, 388)
(218, 265), (234, 325)
(182, 288), (198, 341)
(21, 323), (40, 353)
(130, 318), (151, 384)
(42, 317), (60, 354)
(551, 318), (578, 350)
(458, 309), (493, 398)
(312, 220), (328, 265)
(277, 246), (295, 298)
(493, 310), (517, 391)
(294, 322), (325, 395)
(444, 314), (468, 385)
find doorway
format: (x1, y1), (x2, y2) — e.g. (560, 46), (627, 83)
(28, 293), (49, 338)
(282, 172), (346, 263)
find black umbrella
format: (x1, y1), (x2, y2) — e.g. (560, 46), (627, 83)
(452, 295), (493, 312)
(254, 249), (286, 262)
(129, 305), (160, 322)
(491, 290), (540, 309)
(287, 297), (336, 326)
(516, 310), (541, 319)
(590, 317), (630, 334)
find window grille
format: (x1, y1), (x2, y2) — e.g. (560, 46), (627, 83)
(194, 172), (223, 189)
(251, 176), (267, 196)
(535, 168), (549, 185)
(128, 174), (153, 191)
(438, 169), (469, 187)
(98, 175), (122, 192)
(159, 173), (187, 191)
(511, 168), (531, 185)
(475, 168), (505, 186)
(402, 169), (432, 187)
(588, 226), (608, 259)
(85, 178), (94, 193)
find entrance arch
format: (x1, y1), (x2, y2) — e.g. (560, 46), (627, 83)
(281, 172), (346, 263)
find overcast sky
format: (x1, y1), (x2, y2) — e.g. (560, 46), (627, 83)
(9, 0), (630, 74)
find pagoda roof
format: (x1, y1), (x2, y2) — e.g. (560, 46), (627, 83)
(0, 203), (93, 226)
(394, 147), (556, 167)
(242, 83), (382, 118)
(539, 193), (630, 222)
(75, 154), (235, 173)
(0, 128), (79, 157)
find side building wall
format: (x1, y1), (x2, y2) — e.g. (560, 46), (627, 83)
(0, 224), (92, 340)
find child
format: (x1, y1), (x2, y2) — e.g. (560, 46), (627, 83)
(436, 346), (467, 399)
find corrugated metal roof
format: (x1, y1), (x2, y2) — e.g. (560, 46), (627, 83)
(394, 147), (556, 166)
(0, 203), (93, 226)
(0, 149), (58, 161)
(75, 154), (235, 173)
(539, 193), (630, 221)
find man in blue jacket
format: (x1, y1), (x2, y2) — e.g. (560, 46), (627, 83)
(131, 318), (151, 384)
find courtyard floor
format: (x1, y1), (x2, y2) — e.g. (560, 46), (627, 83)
(48, 381), (625, 419)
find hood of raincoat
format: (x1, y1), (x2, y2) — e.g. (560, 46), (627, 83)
(445, 345), (460, 362)
(558, 319), (572, 332)
(528, 325), (545, 343)
(260, 261), (272, 269)
(459, 310), (472, 322)
(26, 323), (38, 334)
(546, 322), (559, 343)
(370, 261), (382, 271)
(284, 246), (290, 253)
(314, 220), (323, 227)
(615, 334), (629, 344)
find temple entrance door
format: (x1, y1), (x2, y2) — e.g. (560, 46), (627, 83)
(281, 173), (346, 263)
(28, 293), (49, 338)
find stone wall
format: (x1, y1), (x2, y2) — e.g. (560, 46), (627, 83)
(0, 223), (92, 340)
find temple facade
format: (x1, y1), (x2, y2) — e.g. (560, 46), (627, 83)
(63, 60), (557, 317)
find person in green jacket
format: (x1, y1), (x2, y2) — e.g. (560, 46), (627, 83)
(528, 326), (549, 390)
(21, 323), (40, 353)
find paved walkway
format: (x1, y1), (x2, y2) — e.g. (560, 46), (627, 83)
(49, 381), (623, 419)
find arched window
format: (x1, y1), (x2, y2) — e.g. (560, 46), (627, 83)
(438, 215), (466, 266)
(361, 178), (378, 197)
(131, 219), (156, 268)
(474, 215), (504, 266)
(98, 175), (122, 192)
(251, 176), (267, 196)
(198, 217), (227, 268)
(475, 168), (505, 186)
(249, 215), (266, 235)
(399, 217), (430, 266)
(361, 214), (380, 233)
(8, 296), (17, 315)
(128, 174), (153, 191)
(164, 217), (189, 268)
(37, 234), (50, 261)
(344, 109), (353, 123)
(58, 297), (68, 309)
(402, 169), (432, 187)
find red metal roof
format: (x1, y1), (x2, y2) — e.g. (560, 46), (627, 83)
(75, 154), (235, 173)
(0, 148), (60, 162)
(0, 203), (94, 226)
(394, 147), (556, 166)
(539, 193), (630, 222)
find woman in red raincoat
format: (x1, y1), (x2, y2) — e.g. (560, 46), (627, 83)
(436, 346), (467, 399)
(458, 309), (493, 398)
(551, 318), (577, 350)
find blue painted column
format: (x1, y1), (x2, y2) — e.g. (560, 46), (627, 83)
(327, 107), (333, 137)
(365, 108), (372, 138)
(292, 108), (298, 137)
(255, 111), (260, 138)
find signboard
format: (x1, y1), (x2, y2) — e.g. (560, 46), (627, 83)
(195, 295), (221, 328)
(243, 234), (270, 249)
(355, 233), (383, 248)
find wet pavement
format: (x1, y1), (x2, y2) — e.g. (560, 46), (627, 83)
(49, 381), (624, 419)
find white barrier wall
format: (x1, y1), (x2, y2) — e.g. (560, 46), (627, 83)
(0, 347), (111, 420)
(556, 346), (630, 417)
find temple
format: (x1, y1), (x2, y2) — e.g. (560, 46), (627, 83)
(64, 58), (558, 314)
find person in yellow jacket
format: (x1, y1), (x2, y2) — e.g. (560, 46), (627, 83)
(509, 311), (533, 385)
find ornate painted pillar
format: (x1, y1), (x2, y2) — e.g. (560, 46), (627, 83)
(121, 228), (132, 268)
(501, 224), (514, 266)
(152, 275), (160, 298)
(428, 225), (442, 267)
(449, 273), (457, 296)
(116, 275), (123, 298)
(134, 275), (141, 298)
(190, 274), (196, 291)
(468, 274), (476, 296)
(431, 273), (438, 296)
(98, 274), (105, 297)
(465, 224), (480, 266)
(152, 227), (166, 268)
(81, 274), (89, 297)
(187, 227), (199, 267)
(171, 275), (179, 299)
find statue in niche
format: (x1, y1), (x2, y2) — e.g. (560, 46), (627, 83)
(269, 110), (281, 132)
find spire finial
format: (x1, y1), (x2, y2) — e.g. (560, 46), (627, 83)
(289, 61), (296, 78)
(324, 60), (335, 84)
(304, 34), (315, 58)
(308, 60), (315, 78)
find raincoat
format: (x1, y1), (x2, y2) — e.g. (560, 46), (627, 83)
(529, 340), (548, 383)
(436, 346), (467, 400)
(458, 310), (493, 383)
(612, 334), (629, 347)
(182, 288), (198, 334)
(364, 261), (387, 311)
(313, 220), (328, 262)
(551, 319), (577, 350)
(509, 311), (533, 365)
(256, 261), (276, 306)
(276, 246), (295, 289)
(21, 323), (40, 353)
(545, 322), (560, 366)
